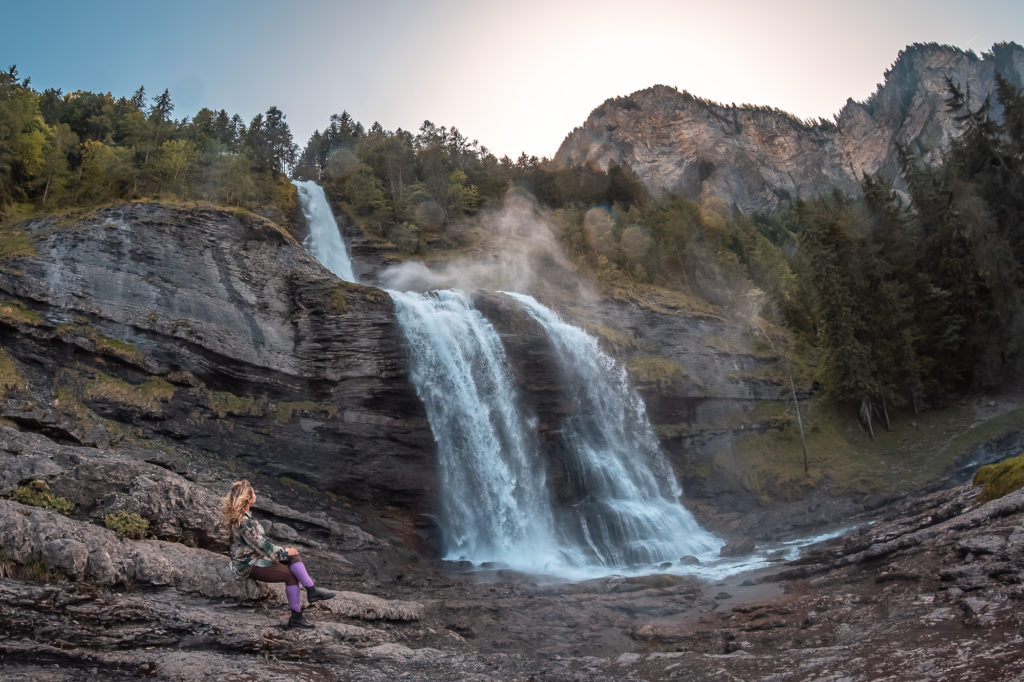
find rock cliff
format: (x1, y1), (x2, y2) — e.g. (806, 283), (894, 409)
(0, 203), (436, 513)
(553, 42), (1024, 213)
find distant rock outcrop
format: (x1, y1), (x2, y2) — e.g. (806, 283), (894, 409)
(553, 42), (1024, 213)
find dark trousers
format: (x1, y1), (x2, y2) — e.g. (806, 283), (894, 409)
(249, 554), (300, 585)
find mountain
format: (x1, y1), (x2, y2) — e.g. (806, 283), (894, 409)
(552, 42), (1024, 213)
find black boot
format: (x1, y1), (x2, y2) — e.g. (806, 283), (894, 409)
(288, 610), (315, 629)
(306, 585), (335, 604)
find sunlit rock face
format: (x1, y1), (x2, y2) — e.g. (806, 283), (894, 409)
(553, 43), (1024, 213)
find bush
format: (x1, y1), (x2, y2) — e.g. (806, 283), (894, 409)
(973, 452), (1024, 502)
(10, 480), (74, 514)
(103, 510), (150, 539)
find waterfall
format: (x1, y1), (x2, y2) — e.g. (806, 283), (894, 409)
(503, 292), (721, 568)
(389, 289), (567, 572)
(296, 180), (722, 577)
(292, 179), (356, 283)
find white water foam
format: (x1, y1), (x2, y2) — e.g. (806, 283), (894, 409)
(292, 179), (356, 283)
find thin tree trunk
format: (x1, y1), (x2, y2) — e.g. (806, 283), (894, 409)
(759, 325), (810, 473)
(860, 397), (875, 440)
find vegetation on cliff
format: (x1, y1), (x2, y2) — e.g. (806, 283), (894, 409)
(0, 66), (297, 222)
(788, 75), (1024, 432)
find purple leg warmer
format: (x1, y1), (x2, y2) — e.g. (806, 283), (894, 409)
(286, 584), (302, 612)
(288, 561), (315, 588)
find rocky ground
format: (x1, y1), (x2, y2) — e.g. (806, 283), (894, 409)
(3, 424), (1024, 681)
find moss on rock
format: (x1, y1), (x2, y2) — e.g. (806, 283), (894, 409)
(0, 349), (26, 392)
(10, 480), (74, 515)
(103, 510), (151, 539)
(973, 452), (1024, 502)
(626, 356), (688, 391)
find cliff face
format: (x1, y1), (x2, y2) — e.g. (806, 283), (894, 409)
(0, 203), (435, 511)
(553, 43), (1024, 213)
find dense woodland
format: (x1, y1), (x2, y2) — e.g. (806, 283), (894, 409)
(1, 64), (1022, 431)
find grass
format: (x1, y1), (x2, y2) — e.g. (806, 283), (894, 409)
(81, 372), (176, 415)
(57, 323), (146, 365)
(0, 298), (45, 326)
(0, 224), (36, 260)
(328, 283), (349, 312)
(626, 356), (689, 391)
(0, 348), (26, 392)
(699, 398), (1024, 507)
(0, 551), (69, 583)
(274, 400), (338, 423)
(195, 387), (265, 418)
(55, 366), (175, 416)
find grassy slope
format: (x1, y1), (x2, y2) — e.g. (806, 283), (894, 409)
(724, 398), (1024, 506)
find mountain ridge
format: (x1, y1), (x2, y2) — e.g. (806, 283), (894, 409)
(553, 41), (1024, 213)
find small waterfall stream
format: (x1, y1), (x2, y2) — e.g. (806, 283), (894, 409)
(293, 179), (356, 283)
(296, 180), (725, 578)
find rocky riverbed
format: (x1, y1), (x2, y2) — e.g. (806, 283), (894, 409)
(3, 424), (1024, 681)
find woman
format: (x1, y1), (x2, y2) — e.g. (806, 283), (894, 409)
(222, 480), (335, 629)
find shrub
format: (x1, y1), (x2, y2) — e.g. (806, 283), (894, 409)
(103, 510), (150, 539)
(10, 480), (74, 514)
(973, 452), (1024, 503)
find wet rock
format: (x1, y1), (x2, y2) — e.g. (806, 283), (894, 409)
(720, 537), (756, 557)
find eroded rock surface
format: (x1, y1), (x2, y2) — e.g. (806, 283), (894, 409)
(3, 424), (1024, 680)
(0, 203), (435, 512)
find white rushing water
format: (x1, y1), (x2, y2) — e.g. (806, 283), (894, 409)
(503, 292), (722, 570)
(292, 179), (356, 283)
(389, 289), (569, 572)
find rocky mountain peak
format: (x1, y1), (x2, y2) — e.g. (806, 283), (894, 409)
(553, 42), (1024, 213)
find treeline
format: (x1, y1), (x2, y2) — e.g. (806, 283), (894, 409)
(291, 112), (650, 250)
(0, 66), (297, 221)
(786, 74), (1024, 432)
(291, 109), (779, 310)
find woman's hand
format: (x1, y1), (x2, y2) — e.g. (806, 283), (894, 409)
(286, 547), (299, 556)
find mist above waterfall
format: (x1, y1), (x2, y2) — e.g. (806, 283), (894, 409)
(379, 191), (589, 300)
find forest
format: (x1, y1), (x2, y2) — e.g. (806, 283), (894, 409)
(1, 64), (1022, 431)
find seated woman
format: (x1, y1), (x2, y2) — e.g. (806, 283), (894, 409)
(222, 480), (335, 629)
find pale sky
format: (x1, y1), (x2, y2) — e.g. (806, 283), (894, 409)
(3, 0), (1022, 159)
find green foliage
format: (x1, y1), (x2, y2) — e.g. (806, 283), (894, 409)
(0, 223), (36, 259)
(785, 76), (1024, 431)
(0, 67), (297, 220)
(973, 452), (1024, 502)
(10, 479), (74, 514)
(103, 510), (150, 539)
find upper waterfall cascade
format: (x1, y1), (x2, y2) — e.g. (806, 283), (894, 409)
(293, 179), (356, 283)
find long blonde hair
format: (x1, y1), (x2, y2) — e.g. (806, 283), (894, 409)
(222, 480), (254, 532)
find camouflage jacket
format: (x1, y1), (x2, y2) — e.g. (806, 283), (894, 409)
(228, 512), (289, 579)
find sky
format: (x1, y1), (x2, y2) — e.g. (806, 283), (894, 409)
(3, 0), (1023, 160)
